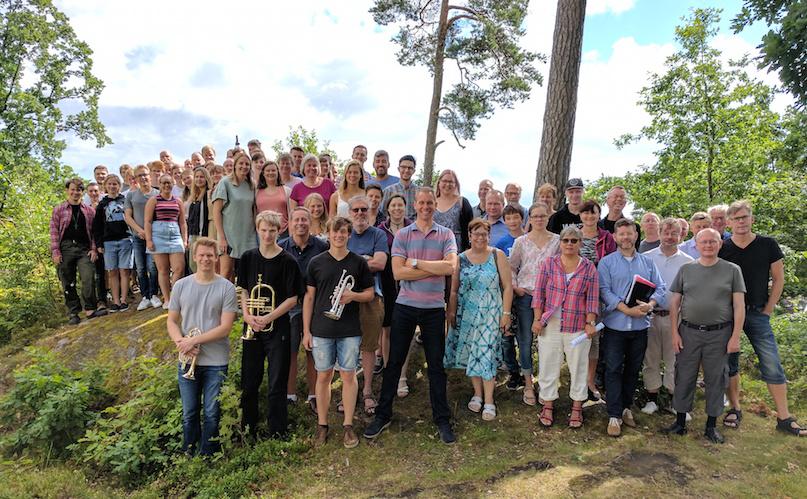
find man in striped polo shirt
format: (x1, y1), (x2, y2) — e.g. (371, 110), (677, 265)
(364, 187), (459, 444)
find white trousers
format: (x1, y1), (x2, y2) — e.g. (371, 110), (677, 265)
(537, 315), (591, 402)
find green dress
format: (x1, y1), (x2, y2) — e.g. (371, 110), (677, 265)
(212, 177), (257, 258)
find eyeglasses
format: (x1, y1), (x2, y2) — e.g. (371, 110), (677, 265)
(351, 207), (369, 213)
(160, 181), (173, 185)
(136, 173), (149, 178)
(561, 238), (580, 244)
(529, 214), (548, 219)
(470, 232), (489, 238)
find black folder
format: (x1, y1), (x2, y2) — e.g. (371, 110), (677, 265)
(624, 274), (656, 307)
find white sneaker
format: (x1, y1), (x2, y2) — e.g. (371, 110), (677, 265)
(686, 412), (693, 422)
(641, 401), (659, 415)
(136, 297), (150, 311)
(150, 296), (163, 309)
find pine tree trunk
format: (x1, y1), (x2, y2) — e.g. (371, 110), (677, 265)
(533, 0), (586, 207)
(422, 0), (449, 187)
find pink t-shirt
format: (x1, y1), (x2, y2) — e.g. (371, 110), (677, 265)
(290, 178), (336, 206)
(255, 186), (290, 232)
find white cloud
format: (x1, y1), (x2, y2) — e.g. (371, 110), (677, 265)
(55, 0), (784, 208)
(586, 0), (637, 16)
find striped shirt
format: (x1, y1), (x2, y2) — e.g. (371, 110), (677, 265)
(154, 195), (181, 222)
(391, 221), (457, 308)
(532, 255), (600, 333)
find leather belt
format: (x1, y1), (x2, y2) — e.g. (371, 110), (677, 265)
(681, 320), (732, 332)
(653, 309), (670, 317)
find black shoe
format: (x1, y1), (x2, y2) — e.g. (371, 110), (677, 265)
(308, 397), (318, 416)
(89, 308), (108, 319)
(373, 356), (384, 375)
(660, 422), (688, 436)
(363, 418), (391, 439)
(506, 374), (525, 391)
(118, 302), (129, 312)
(109, 304), (120, 313)
(704, 427), (724, 444)
(68, 315), (81, 325)
(437, 424), (456, 444)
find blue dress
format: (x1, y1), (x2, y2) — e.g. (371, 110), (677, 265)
(444, 251), (503, 380)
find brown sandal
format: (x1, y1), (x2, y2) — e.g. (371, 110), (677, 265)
(539, 404), (554, 427)
(569, 403), (583, 429)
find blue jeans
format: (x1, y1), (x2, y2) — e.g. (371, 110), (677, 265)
(131, 236), (158, 299)
(727, 307), (787, 384)
(312, 336), (361, 372)
(178, 364), (228, 456)
(602, 328), (647, 418)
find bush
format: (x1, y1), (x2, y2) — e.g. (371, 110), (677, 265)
(74, 357), (183, 484)
(0, 349), (110, 459)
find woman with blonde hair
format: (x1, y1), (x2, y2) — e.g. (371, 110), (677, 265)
(290, 153), (336, 208)
(329, 159), (365, 218)
(187, 166), (212, 272)
(304, 193), (328, 241)
(212, 151), (257, 281)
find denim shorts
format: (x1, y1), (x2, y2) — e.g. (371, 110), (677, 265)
(311, 335), (361, 372)
(103, 238), (133, 270)
(148, 220), (185, 254)
(727, 307), (787, 384)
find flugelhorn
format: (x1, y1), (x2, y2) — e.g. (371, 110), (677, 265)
(242, 273), (275, 340)
(323, 269), (355, 320)
(179, 327), (202, 380)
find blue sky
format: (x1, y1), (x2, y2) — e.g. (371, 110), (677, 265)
(57, 0), (787, 205)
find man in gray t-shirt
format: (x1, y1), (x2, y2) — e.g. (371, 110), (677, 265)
(124, 166), (161, 307)
(167, 238), (238, 455)
(664, 229), (745, 444)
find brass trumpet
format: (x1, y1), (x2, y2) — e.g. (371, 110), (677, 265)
(323, 269), (355, 320)
(242, 273), (275, 340)
(179, 327), (202, 380)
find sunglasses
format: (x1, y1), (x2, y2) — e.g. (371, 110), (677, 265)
(351, 207), (369, 213)
(561, 238), (580, 244)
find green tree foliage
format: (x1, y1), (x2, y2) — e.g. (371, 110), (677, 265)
(370, 0), (543, 184)
(594, 8), (806, 295)
(732, 0), (807, 108)
(270, 125), (338, 163)
(0, 0), (110, 340)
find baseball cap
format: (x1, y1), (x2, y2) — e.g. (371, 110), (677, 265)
(565, 178), (584, 190)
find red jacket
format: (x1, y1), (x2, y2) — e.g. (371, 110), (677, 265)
(50, 201), (96, 258)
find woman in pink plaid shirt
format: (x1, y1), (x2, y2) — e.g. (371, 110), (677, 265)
(532, 226), (600, 429)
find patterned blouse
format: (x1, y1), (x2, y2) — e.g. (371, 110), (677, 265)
(509, 233), (560, 292)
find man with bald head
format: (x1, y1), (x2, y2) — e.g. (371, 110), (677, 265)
(663, 228), (745, 444)
(473, 179), (493, 218)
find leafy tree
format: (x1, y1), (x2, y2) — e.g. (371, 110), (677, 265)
(270, 125), (338, 163)
(615, 8), (781, 215)
(370, 0), (543, 185)
(534, 0), (586, 207)
(732, 0), (807, 108)
(0, 0), (109, 340)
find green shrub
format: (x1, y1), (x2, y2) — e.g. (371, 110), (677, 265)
(74, 357), (183, 484)
(0, 349), (110, 459)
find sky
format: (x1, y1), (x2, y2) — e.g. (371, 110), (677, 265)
(56, 0), (790, 206)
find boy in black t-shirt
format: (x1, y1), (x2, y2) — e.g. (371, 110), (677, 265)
(303, 217), (374, 448)
(237, 211), (305, 439)
(719, 200), (805, 437)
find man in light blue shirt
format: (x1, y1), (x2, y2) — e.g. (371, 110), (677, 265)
(598, 218), (666, 438)
(483, 189), (508, 245)
(370, 150), (400, 190)
(679, 211), (711, 259)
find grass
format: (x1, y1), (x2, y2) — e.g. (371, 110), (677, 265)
(1, 310), (806, 498)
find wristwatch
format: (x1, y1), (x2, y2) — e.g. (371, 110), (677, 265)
(411, 258), (418, 269)
(586, 320), (597, 327)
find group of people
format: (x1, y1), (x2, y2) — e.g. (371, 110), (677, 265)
(50, 142), (804, 456)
